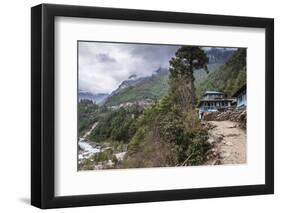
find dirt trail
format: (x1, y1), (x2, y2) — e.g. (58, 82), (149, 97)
(206, 121), (246, 165)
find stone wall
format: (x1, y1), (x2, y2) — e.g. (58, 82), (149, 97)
(203, 109), (247, 129)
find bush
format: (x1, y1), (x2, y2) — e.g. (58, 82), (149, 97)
(158, 112), (185, 145)
(125, 96), (211, 167)
(179, 129), (210, 165)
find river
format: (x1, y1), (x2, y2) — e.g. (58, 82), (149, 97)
(78, 139), (101, 161)
(78, 122), (127, 169)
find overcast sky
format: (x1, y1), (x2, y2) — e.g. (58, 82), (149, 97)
(78, 42), (180, 94)
(78, 42), (238, 94)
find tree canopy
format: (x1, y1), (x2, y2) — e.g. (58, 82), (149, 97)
(169, 46), (209, 111)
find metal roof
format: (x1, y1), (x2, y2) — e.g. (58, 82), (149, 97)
(204, 91), (224, 95)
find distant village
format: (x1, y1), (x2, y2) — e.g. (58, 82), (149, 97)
(103, 83), (247, 121)
(109, 99), (154, 110)
(80, 82), (246, 122)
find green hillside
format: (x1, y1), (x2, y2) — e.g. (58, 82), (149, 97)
(104, 63), (225, 107)
(104, 48), (238, 107)
(104, 69), (169, 106)
(78, 100), (99, 136)
(194, 63), (224, 85)
(194, 48), (235, 85)
(195, 48), (246, 98)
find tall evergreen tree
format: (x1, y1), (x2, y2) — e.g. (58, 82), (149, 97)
(169, 46), (209, 111)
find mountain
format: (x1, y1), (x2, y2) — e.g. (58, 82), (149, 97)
(103, 47), (237, 107)
(195, 48), (246, 98)
(104, 68), (169, 106)
(109, 75), (150, 96)
(194, 48), (236, 85)
(206, 48), (236, 64)
(79, 90), (109, 104)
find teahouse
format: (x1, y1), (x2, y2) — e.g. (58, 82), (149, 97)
(198, 91), (233, 119)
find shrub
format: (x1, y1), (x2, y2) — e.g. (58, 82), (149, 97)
(124, 89), (211, 167)
(180, 129), (210, 166)
(158, 112), (185, 145)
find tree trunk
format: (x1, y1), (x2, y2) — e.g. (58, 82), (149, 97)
(175, 73), (196, 112)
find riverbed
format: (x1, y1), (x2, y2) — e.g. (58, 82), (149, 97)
(78, 137), (127, 169)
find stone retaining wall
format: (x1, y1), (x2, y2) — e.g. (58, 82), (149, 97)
(203, 109), (247, 129)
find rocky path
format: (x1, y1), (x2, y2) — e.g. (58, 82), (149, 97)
(206, 121), (246, 165)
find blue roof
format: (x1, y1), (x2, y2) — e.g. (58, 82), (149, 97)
(204, 91), (224, 95)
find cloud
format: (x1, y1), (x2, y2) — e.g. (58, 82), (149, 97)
(95, 53), (116, 63)
(78, 42), (180, 94)
(78, 42), (237, 94)
(202, 47), (238, 51)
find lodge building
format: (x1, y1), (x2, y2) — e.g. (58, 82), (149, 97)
(198, 84), (246, 119)
(198, 91), (233, 113)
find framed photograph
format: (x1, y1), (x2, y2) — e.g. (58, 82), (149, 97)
(31, 4), (274, 209)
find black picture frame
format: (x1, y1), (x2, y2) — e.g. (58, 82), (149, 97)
(31, 3), (274, 209)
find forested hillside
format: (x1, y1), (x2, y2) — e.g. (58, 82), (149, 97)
(104, 68), (169, 106)
(194, 48), (235, 85)
(78, 100), (99, 136)
(103, 48), (235, 106)
(196, 49), (246, 98)
(90, 106), (143, 143)
(121, 46), (211, 168)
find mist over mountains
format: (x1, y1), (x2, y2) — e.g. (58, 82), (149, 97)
(79, 90), (109, 104)
(79, 47), (237, 106)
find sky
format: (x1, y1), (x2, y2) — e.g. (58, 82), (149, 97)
(78, 42), (237, 94)
(78, 41), (180, 94)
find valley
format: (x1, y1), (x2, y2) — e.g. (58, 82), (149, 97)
(78, 47), (247, 170)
